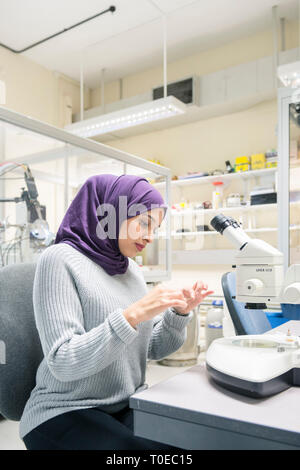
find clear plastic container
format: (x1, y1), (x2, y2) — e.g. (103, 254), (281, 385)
(212, 182), (224, 209)
(205, 300), (224, 350)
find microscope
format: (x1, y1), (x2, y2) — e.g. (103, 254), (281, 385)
(205, 214), (300, 398)
(0, 163), (54, 264)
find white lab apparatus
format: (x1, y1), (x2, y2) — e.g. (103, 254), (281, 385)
(205, 214), (300, 397)
(158, 307), (199, 366)
(205, 300), (224, 350)
(222, 301), (236, 337)
(211, 214), (284, 304)
(206, 332), (300, 397)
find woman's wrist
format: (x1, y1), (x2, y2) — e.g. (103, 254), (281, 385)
(171, 307), (189, 316)
(123, 305), (143, 329)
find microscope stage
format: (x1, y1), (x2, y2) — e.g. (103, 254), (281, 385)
(206, 332), (300, 398)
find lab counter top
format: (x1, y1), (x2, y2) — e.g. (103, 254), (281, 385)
(130, 333), (300, 449)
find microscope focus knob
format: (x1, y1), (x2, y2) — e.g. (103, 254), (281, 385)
(282, 283), (300, 303)
(244, 278), (264, 295)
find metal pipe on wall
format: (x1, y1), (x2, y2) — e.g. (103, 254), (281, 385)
(101, 68), (106, 114)
(299, 0), (300, 60)
(64, 146), (69, 212)
(163, 15), (168, 99)
(80, 54), (84, 122)
(280, 17), (286, 52)
(147, 0), (168, 98)
(0, 126), (5, 222)
(272, 5), (279, 88)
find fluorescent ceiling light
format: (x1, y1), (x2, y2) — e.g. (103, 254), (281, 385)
(278, 61), (300, 88)
(65, 96), (187, 138)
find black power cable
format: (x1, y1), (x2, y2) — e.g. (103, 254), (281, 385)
(0, 5), (116, 53)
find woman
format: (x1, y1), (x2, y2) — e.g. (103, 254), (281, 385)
(19, 174), (213, 450)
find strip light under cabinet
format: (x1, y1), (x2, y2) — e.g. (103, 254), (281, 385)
(65, 96), (187, 138)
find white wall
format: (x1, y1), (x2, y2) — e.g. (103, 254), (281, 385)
(105, 99), (277, 178)
(0, 46), (90, 126)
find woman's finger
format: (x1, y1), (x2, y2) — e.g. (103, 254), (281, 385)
(158, 287), (183, 295)
(201, 290), (214, 299)
(182, 288), (195, 300)
(193, 289), (214, 303)
(194, 280), (205, 291)
(163, 291), (187, 302)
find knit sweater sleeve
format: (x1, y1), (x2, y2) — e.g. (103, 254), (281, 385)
(147, 308), (193, 361)
(33, 247), (139, 382)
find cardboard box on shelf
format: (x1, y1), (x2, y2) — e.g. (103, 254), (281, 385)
(251, 153), (266, 170)
(235, 156), (250, 172)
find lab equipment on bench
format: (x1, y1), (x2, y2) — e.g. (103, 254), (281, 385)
(221, 271), (286, 336)
(205, 300), (224, 350)
(158, 307), (199, 367)
(0, 163), (54, 265)
(205, 214), (300, 398)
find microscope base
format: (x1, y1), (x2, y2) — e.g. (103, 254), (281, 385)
(206, 363), (295, 398)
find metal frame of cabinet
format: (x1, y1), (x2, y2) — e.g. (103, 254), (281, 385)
(0, 106), (172, 283)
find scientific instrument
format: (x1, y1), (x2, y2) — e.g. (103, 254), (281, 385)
(205, 214), (300, 397)
(0, 162), (54, 265)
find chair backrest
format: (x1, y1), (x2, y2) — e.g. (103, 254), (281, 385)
(0, 262), (43, 421)
(222, 271), (272, 335)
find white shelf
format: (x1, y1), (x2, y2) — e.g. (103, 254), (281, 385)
(142, 269), (171, 283)
(154, 167), (277, 189)
(156, 224), (300, 238)
(170, 202), (278, 217)
(160, 249), (237, 265)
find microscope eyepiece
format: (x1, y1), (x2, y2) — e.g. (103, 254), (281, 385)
(210, 214), (240, 234)
(210, 214), (250, 250)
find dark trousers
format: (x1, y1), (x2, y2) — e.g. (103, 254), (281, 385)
(22, 406), (180, 450)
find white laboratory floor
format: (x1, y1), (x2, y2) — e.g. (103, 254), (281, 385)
(0, 354), (205, 450)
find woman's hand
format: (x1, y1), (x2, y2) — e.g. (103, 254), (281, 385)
(174, 281), (214, 315)
(123, 284), (188, 328)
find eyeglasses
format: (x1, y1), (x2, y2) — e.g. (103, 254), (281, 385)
(138, 217), (159, 235)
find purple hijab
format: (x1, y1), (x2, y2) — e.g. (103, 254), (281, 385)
(54, 174), (167, 275)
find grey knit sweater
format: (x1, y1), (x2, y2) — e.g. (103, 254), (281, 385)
(19, 243), (192, 439)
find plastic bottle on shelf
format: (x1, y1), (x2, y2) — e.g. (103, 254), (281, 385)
(212, 182), (224, 209)
(205, 300), (224, 350)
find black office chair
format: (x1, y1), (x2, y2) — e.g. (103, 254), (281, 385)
(222, 271), (272, 335)
(0, 262), (43, 421)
